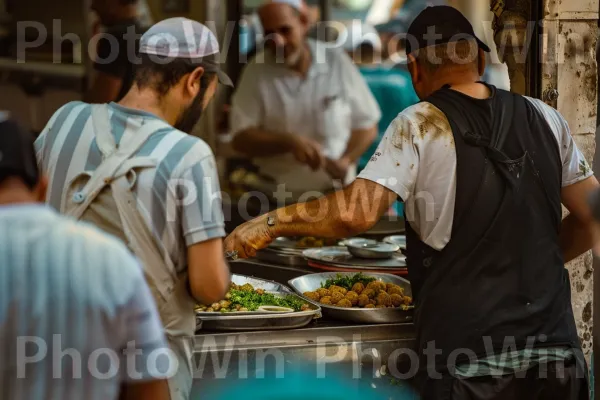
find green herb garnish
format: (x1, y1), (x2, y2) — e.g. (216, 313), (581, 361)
(228, 289), (306, 311)
(321, 273), (376, 290)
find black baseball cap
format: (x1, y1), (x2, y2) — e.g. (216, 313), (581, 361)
(406, 6), (490, 56)
(0, 114), (39, 189)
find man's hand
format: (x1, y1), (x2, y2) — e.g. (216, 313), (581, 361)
(325, 157), (351, 180)
(224, 214), (276, 259)
(287, 135), (326, 171)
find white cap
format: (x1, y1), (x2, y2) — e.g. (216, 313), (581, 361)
(260, 0), (305, 12)
(340, 21), (382, 52)
(139, 17), (233, 86)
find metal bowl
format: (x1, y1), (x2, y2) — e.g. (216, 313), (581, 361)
(345, 238), (400, 259)
(288, 272), (414, 324)
(383, 235), (407, 249)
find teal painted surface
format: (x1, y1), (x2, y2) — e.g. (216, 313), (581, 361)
(198, 364), (419, 400)
(357, 66), (419, 172)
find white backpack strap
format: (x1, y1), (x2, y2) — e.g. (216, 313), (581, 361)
(91, 104), (117, 158)
(63, 105), (165, 219)
(110, 176), (178, 301)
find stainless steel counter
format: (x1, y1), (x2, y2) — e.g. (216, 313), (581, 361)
(191, 259), (417, 398)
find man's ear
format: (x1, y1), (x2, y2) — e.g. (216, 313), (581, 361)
(186, 66), (205, 97)
(34, 176), (48, 203)
(478, 48), (486, 76)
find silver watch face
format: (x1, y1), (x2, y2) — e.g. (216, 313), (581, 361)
(267, 216), (275, 227)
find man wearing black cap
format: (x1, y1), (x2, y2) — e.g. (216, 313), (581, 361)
(225, 5), (598, 399)
(35, 18), (233, 400)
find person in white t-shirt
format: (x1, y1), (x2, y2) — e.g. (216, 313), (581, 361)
(230, 0), (381, 201)
(0, 117), (170, 400)
(226, 6), (598, 400)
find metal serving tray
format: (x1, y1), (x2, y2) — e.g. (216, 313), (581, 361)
(303, 247), (407, 268)
(288, 272), (413, 324)
(229, 274), (293, 293)
(196, 292), (322, 332)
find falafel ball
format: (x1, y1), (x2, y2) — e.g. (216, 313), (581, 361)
(351, 282), (365, 294)
(387, 286), (404, 296)
(317, 288), (331, 298)
(403, 296), (413, 305)
(304, 291), (321, 302)
(336, 299), (353, 308)
(330, 285), (348, 295)
(358, 294), (370, 307)
(331, 291), (345, 304)
(390, 294), (403, 307)
(364, 304), (376, 309)
(376, 292), (391, 307)
(346, 291), (359, 306)
(240, 283), (254, 292)
(362, 288), (376, 299)
(320, 296), (333, 305)
(367, 281), (386, 292)
(386, 283), (396, 291)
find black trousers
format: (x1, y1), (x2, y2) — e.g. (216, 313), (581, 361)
(415, 359), (589, 400)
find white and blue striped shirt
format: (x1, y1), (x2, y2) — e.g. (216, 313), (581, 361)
(34, 102), (226, 272)
(0, 204), (169, 399)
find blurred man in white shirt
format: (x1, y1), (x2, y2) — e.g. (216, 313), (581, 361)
(0, 117), (170, 400)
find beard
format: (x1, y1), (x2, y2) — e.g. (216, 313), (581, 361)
(174, 90), (206, 133)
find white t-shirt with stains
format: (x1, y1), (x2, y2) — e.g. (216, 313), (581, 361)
(358, 97), (593, 251)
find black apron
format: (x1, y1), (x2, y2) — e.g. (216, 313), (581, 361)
(404, 84), (581, 375)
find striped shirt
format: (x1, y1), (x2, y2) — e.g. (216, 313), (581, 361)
(0, 204), (169, 399)
(34, 101), (226, 272)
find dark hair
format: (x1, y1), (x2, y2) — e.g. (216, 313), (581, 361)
(120, 0), (138, 5)
(133, 54), (216, 97)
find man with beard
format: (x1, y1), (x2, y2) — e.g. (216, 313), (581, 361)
(230, 0), (381, 202)
(35, 18), (233, 400)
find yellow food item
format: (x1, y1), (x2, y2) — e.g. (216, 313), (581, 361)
(304, 291), (321, 302)
(376, 292), (391, 307)
(362, 289), (376, 299)
(390, 294), (403, 307)
(316, 276), (413, 310)
(387, 285), (404, 296)
(358, 294), (370, 307)
(367, 281), (386, 292)
(331, 291), (345, 304)
(336, 299), (353, 308)
(351, 282), (365, 294)
(330, 285), (348, 295)
(345, 291), (359, 306)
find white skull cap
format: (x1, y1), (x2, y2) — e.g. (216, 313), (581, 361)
(261, 0), (305, 12)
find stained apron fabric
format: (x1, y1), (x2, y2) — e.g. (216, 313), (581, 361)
(403, 85), (583, 395)
(61, 104), (196, 400)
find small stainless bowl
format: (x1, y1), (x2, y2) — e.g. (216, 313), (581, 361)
(345, 238), (400, 260)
